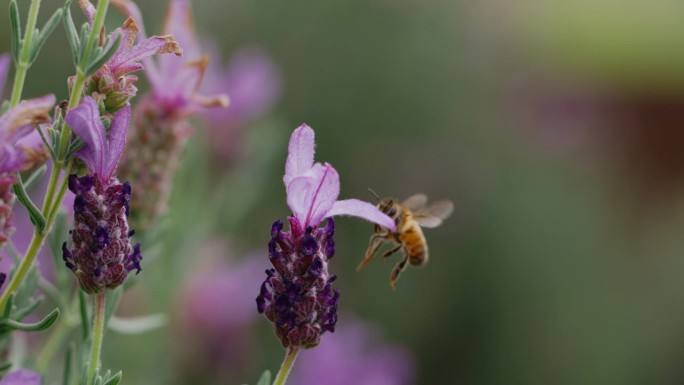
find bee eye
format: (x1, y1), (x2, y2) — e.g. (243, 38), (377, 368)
(388, 208), (397, 216)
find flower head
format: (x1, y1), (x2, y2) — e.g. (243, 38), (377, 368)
(257, 125), (394, 349)
(77, 1), (182, 113)
(0, 369), (41, 385)
(62, 97), (141, 294)
(0, 92), (54, 245)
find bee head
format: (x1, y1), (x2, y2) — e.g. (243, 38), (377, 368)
(378, 198), (399, 218)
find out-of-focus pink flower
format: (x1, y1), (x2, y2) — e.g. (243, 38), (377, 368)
(202, 45), (282, 161)
(288, 317), (417, 385)
(0, 369), (41, 385)
(284, 124), (395, 232)
(175, 243), (268, 379)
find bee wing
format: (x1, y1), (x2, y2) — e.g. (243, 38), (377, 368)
(413, 200), (454, 228)
(402, 193), (428, 211)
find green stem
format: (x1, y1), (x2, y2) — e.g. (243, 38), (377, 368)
(8, 0), (41, 107)
(0, 232), (46, 310)
(273, 347), (300, 385)
(59, 0), (110, 158)
(86, 293), (106, 385)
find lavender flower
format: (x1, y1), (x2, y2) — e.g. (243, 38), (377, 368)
(288, 318), (416, 385)
(115, 0), (228, 231)
(0, 92), (55, 245)
(0, 369), (41, 385)
(256, 124), (395, 349)
(62, 97), (141, 294)
(77, 0), (182, 113)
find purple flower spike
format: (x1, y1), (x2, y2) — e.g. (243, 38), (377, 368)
(66, 97), (130, 183)
(0, 369), (41, 385)
(285, 124), (396, 232)
(63, 174), (142, 294)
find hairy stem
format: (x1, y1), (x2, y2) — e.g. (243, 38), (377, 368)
(273, 347), (300, 385)
(85, 293), (106, 385)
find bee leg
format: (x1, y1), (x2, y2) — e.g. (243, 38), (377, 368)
(356, 234), (385, 272)
(389, 252), (410, 291)
(379, 244), (402, 264)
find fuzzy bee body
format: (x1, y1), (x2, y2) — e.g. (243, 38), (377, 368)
(359, 193), (453, 289)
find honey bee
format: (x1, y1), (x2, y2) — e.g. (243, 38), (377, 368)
(357, 192), (454, 289)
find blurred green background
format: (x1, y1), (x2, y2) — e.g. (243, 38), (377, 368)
(4, 0), (684, 384)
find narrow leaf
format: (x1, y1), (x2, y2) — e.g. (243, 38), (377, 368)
(23, 164), (47, 190)
(29, 8), (64, 65)
(256, 370), (271, 385)
(0, 308), (59, 332)
(102, 371), (122, 385)
(85, 33), (121, 76)
(9, 0), (21, 62)
(104, 286), (122, 328)
(79, 290), (89, 338)
(63, 343), (75, 385)
(13, 182), (46, 233)
(108, 314), (167, 335)
(0, 361), (12, 372)
(63, 7), (80, 66)
(1, 294), (14, 320)
(12, 296), (44, 320)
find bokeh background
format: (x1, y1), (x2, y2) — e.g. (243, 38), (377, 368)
(3, 0), (684, 384)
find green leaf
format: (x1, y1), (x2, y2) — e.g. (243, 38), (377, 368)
(108, 314), (167, 335)
(23, 164), (47, 190)
(102, 371), (122, 385)
(29, 8), (64, 65)
(0, 361), (11, 373)
(256, 370), (272, 385)
(78, 22), (90, 69)
(2, 293), (15, 320)
(62, 343), (75, 385)
(13, 181), (46, 233)
(12, 296), (44, 320)
(63, 6), (80, 66)
(104, 286), (122, 328)
(9, 0), (21, 62)
(79, 290), (89, 338)
(85, 32), (122, 76)
(0, 307), (59, 332)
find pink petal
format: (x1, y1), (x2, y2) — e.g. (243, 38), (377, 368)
(105, 104), (131, 179)
(0, 94), (56, 143)
(284, 124), (315, 186)
(113, 35), (181, 76)
(65, 97), (105, 177)
(326, 199), (397, 231)
(305, 163), (340, 227)
(286, 175), (315, 226)
(0, 369), (42, 385)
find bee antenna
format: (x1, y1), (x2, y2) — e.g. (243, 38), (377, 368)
(367, 188), (381, 201)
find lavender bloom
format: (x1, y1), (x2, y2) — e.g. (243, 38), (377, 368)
(256, 125), (395, 349)
(0, 93), (55, 244)
(202, 45), (282, 161)
(62, 97), (141, 294)
(115, 0), (228, 231)
(288, 318), (417, 385)
(77, 0), (182, 113)
(0, 370), (41, 385)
